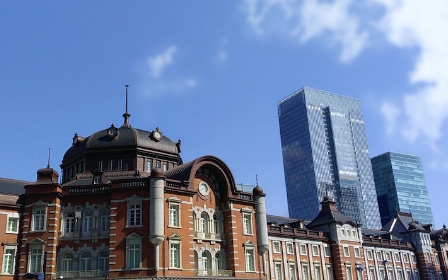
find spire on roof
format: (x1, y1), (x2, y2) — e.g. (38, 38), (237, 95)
(47, 148), (51, 168)
(122, 85), (131, 127)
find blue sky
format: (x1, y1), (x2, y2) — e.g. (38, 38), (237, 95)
(1, 1), (447, 228)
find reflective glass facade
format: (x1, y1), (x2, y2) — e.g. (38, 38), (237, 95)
(278, 87), (381, 229)
(371, 152), (434, 226)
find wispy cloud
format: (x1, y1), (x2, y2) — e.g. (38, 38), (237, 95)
(243, 0), (448, 152)
(244, 0), (368, 62)
(147, 46), (177, 78)
(142, 46), (198, 97)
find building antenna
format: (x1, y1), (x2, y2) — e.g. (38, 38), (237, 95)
(256, 174), (258, 186)
(47, 148), (51, 168)
(122, 85), (131, 127)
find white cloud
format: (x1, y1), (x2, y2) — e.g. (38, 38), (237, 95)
(243, 0), (368, 62)
(244, 0), (448, 151)
(185, 79), (197, 87)
(380, 101), (401, 136)
(147, 46), (177, 78)
(375, 0), (448, 148)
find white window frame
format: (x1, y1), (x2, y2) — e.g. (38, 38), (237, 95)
(273, 241), (281, 253)
(302, 263), (309, 280)
(354, 246), (360, 258)
(108, 160), (114, 171)
(126, 196), (142, 227)
(163, 163), (168, 172)
(366, 250), (373, 260)
(98, 160), (104, 172)
(80, 251), (92, 271)
(275, 262), (282, 280)
(169, 241), (181, 269)
(82, 210), (93, 233)
(61, 252), (73, 272)
(245, 247), (255, 272)
(146, 160), (152, 172)
(126, 234), (142, 269)
(343, 246), (350, 257)
(346, 265), (353, 280)
(64, 211), (75, 237)
(286, 242), (294, 254)
(28, 244), (44, 273)
(312, 245), (319, 256)
(31, 204), (47, 232)
(403, 253), (409, 263)
(118, 159), (124, 171)
(2, 245), (16, 274)
(168, 199), (181, 228)
(6, 213), (19, 233)
(324, 245), (330, 257)
(100, 208), (110, 234)
(314, 264), (322, 280)
(242, 209), (253, 235)
(300, 244), (307, 255)
(289, 263), (297, 280)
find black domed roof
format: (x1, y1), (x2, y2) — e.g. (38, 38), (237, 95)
(63, 125), (179, 161)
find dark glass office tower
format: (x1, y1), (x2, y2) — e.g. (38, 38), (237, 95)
(278, 87), (382, 229)
(371, 152), (434, 226)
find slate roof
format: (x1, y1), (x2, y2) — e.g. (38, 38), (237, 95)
(307, 195), (356, 228)
(0, 177), (31, 195)
(0, 192), (20, 207)
(266, 214), (299, 226)
(64, 125), (179, 161)
(382, 211), (427, 232)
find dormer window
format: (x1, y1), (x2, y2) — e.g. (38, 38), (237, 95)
(94, 175), (101, 184)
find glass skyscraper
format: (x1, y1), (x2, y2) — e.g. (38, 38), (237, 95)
(371, 152), (434, 226)
(278, 87), (382, 229)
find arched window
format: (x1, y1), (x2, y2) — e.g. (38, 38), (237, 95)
(65, 211), (75, 235)
(98, 251), (109, 275)
(213, 214), (220, 234)
(200, 212), (209, 233)
(202, 251), (211, 274)
(61, 253), (73, 272)
(215, 252), (223, 271)
(80, 252), (92, 271)
(83, 210), (92, 232)
(100, 209), (110, 234)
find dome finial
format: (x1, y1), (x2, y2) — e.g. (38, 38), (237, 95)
(122, 85), (131, 127)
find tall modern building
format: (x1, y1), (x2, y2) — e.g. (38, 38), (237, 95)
(278, 87), (382, 229)
(371, 152), (435, 226)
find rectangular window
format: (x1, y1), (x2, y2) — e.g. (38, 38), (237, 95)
(289, 264), (296, 280)
(243, 213), (253, 234)
(245, 248), (255, 272)
(169, 243), (181, 268)
(146, 160), (152, 172)
(367, 250), (373, 260)
(32, 208), (46, 231)
(346, 265), (353, 280)
(397, 269), (403, 280)
(169, 204), (180, 227)
(29, 247), (43, 273)
(327, 265), (334, 280)
(403, 253), (409, 263)
(412, 253), (417, 263)
(108, 160), (114, 171)
(315, 265), (322, 280)
(395, 252), (400, 262)
(155, 161), (160, 168)
(376, 251), (382, 260)
(163, 163), (168, 171)
(386, 252), (391, 261)
(354, 247), (360, 258)
(273, 241), (280, 253)
(312, 245), (319, 256)
(343, 246), (350, 257)
(300, 244), (307, 255)
(6, 216), (19, 233)
(127, 240), (141, 268)
(286, 243), (294, 254)
(324, 245), (330, 257)
(128, 203), (141, 226)
(118, 159), (124, 171)
(98, 160), (104, 172)
(275, 262), (282, 280)
(2, 247), (15, 274)
(302, 264), (309, 280)
(369, 267), (375, 280)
